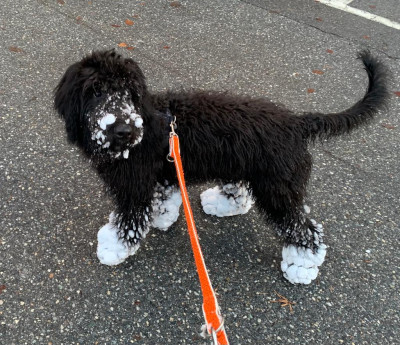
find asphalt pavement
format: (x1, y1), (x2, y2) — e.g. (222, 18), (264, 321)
(1, 0), (399, 344)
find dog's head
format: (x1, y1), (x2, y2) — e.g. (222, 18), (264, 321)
(54, 50), (149, 159)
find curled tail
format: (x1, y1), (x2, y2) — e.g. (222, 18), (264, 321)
(302, 50), (389, 141)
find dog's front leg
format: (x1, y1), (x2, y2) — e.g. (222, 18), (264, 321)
(96, 209), (151, 265)
(96, 174), (154, 266)
(151, 181), (182, 231)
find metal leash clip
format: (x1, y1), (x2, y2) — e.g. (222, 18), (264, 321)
(167, 116), (177, 162)
(169, 116), (177, 137)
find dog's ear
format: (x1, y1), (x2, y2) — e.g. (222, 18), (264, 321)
(54, 62), (83, 144)
(124, 58), (148, 100)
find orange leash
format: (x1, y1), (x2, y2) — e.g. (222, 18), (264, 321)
(168, 125), (229, 345)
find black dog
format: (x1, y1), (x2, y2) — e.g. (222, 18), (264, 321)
(54, 50), (388, 284)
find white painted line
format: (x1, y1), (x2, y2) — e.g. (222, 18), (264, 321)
(334, 0), (354, 4)
(319, 0), (400, 30)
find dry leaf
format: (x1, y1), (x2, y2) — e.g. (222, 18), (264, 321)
(118, 42), (128, 47)
(270, 291), (296, 313)
(125, 19), (134, 26)
(381, 123), (395, 130)
(57, 0), (65, 4)
(326, 49), (333, 54)
(363, 35), (370, 40)
(111, 24), (121, 28)
(394, 91), (400, 97)
(76, 16), (83, 24)
(163, 45), (170, 49)
(307, 88), (315, 93)
(49, 273), (54, 279)
(316, 17), (323, 22)
(369, 5), (376, 9)
(9, 46), (23, 53)
(312, 69), (324, 75)
(0, 284), (6, 294)
(170, 1), (182, 7)
(126, 46), (135, 50)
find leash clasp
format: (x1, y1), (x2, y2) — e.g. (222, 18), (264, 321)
(167, 116), (178, 162)
(169, 116), (177, 137)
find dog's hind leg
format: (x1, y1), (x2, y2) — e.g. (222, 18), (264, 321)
(151, 181), (182, 231)
(200, 181), (254, 217)
(251, 180), (327, 284)
(279, 211), (327, 285)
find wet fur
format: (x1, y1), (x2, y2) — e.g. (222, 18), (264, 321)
(54, 50), (388, 255)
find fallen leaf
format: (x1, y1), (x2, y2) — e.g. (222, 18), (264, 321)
(270, 291), (296, 313)
(118, 42), (128, 47)
(111, 24), (121, 28)
(394, 91), (400, 97)
(369, 5), (376, 9)
(125, 19), (134, 26)
(381, 123), (395, 130)
(326, 49), (333, 54)
(49, 273), (54, 279)
(363, 35), (370, 40)
(170, 1), (181, 7)
(126, 46), (135, 50)
(316, 17), (323, 22)
(132, 14), (140, 18)
(57, 0), (65, 4)
(0, 285), (6, 294)
(76, 16), (83, 24)
(312, 69), (324, 75)
(307, 88), (315, 93)
(9, 46), (24, 53)
(163, 45), (170, 49)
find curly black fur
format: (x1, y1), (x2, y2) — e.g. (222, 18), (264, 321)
(54, 49), (388, 253)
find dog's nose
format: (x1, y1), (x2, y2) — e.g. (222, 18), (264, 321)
(114, 124), (132, 139)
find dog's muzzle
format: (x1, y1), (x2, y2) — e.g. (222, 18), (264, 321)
(90, 93), (144, 159)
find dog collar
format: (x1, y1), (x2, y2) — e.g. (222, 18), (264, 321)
(156, 108), (176, 145)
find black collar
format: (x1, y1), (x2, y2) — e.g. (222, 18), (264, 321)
(156, 108), (176, 146)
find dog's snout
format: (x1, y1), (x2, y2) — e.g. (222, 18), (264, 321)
(114, 124), (132, 139)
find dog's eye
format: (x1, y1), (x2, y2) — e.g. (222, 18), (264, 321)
(93, 82), (102, 97)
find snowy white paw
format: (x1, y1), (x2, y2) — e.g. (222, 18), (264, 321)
(281, 244), (327, 284)
(200, 183), (254, 217)
(151, 184), (182, 231)
(97, 214), (140, 266)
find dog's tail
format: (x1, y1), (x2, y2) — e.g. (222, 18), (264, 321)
(301, 50), (389, 141)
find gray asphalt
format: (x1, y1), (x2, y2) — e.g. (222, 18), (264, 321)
(1, 0), (399, 344)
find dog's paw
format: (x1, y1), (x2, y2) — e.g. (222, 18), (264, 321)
(281, 244), (327, 284)
(97, 223), (139, 265)
(151, 185), (182, 231)
(200, 183), (254, 217)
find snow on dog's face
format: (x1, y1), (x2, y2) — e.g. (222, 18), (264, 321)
(54, 50), (149, 160)
(88, 90), (144, 159)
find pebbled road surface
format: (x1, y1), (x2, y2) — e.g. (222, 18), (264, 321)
(1, 0), (399, 344)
